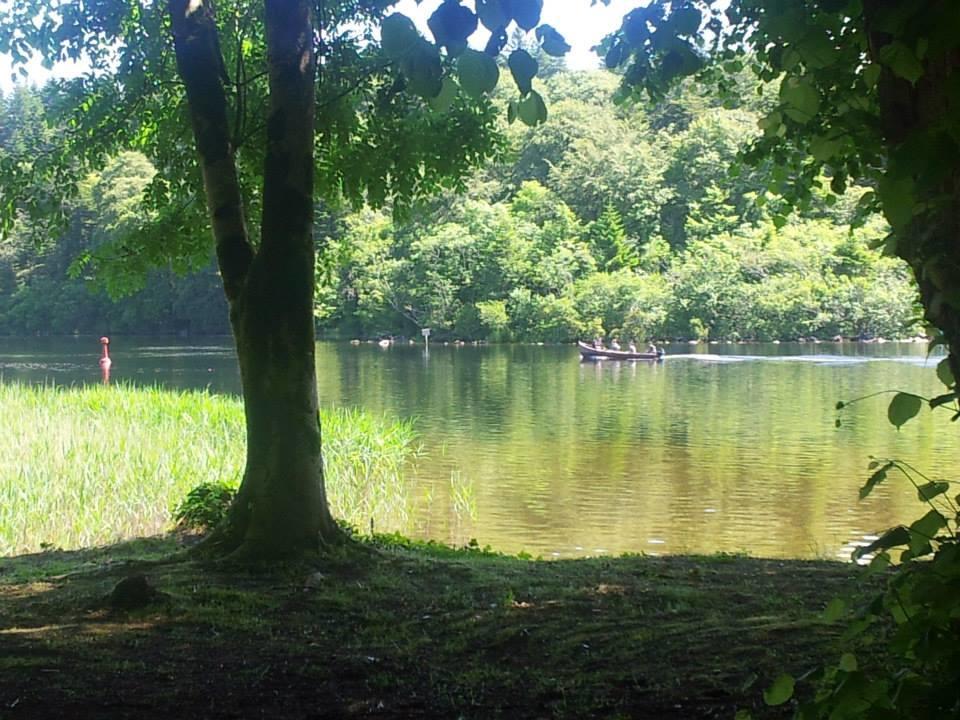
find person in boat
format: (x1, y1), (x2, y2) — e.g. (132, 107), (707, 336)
(628, 340), (638, 353)
(593, 336), (604, 349)
(647, 340), (659, 354)
(610, 337), (621, 351)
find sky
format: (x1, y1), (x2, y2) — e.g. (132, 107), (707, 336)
(392, 0), (638, 70)
(0, 0), (638, 95)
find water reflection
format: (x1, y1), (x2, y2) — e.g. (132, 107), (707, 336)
(0, 337), (953, 560)
(315, 342), (953, 560)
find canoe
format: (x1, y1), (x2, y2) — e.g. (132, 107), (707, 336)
(578, 341), (663, 361)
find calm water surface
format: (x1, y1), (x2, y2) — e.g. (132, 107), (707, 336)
(1, 336), (955, 560)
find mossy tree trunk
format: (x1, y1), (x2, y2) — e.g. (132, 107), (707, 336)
(169, 0), (339, 558)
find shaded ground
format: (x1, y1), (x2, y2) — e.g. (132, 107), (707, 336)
(0, 535), (872, 719)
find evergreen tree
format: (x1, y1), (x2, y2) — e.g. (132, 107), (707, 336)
(588, 203), (638, 271)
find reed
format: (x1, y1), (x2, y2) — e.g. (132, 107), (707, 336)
(0, 383), (420, 555)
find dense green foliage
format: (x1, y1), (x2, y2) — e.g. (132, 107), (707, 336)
(173, 481), (238, 531)
(316, 71), (917, 342)
(1, 72), (917, 341)
(0, 91), (228, 335)
(0, 384), (420, 555)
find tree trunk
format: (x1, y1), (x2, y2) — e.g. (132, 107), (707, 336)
(865, 1), (960, 381)
(169, 0), (340, 558)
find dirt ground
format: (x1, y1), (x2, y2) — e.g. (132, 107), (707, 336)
(0, 535), (870, 719)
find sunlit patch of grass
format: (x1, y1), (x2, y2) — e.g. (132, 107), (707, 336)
(321, 407), (421, 530)
(0, 383), (419, 555)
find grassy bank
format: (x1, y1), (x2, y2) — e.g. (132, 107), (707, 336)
(0, 384), (420, 555)
(0, 534), (871, 719)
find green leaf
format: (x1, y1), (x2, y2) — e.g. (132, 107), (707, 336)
(428, 77), (459, 112)
(763, 674), (795, 706)
(758, 111), (783, 137)
(863, 63), (882, 88)
(672, 6), (702, 35)
(401, 42), (443, 99)
(877, 41), (924, 83)
(508, 49), (538, 96)
(823, 597), (846, 621)
(507, 98), (519, 124)
(906, 510), (947, 559)
(772, 214), (787, 229)
(839, 653), (858, 672)
(796, 31), (836, 69)
(910, 506), (950, 538)
(880, 232), (898, 257)
(860, 461), (893, 500)
(518, 89), (547, 127)
(476, 0), (508, 32)
(458, 49), (499, 99)
(658, 45), (704, 84)
(536, 24), (571, 57)
(937, 357), (954, 387)
(857, 190), (877, 210)
(780, 76), (820, 123)
(381, 14), (421, 60)
(853, 526), (910, 560)
(878, 174), (916, 228)
(510, 0), (543, 30)
(866, 552), (892, 574)
(780, 47), (801, 72)
(605, 40), (626, 69)
(622, 8), (650, 46)
(887, 392), (922, 429)
(484, 26), (508, 56)
(427, 1), (478, 57)
(810, 134), (843, 162)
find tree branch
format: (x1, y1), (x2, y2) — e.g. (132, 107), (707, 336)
(168, 0), (253, 304)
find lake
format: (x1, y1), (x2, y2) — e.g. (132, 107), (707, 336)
(1, 336), (955, 560)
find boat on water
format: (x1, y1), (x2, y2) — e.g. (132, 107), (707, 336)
(577, 341), (664, 361)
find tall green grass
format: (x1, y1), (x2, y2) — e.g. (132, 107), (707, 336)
(0, 383), (420, 555)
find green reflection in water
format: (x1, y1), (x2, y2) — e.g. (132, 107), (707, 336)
(316, 342), (957, 560)
(1, 337), (952, 560)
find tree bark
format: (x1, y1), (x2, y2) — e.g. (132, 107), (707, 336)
(169, 0), (340, 558)
(864, 1), (960, 381)
(168, 0), (253, 305)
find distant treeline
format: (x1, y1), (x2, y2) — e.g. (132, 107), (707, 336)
(1, 70), (918, 340)
(315, 71), (918, 342)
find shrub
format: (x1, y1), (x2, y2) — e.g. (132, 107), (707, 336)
(172, 481), (237, 531)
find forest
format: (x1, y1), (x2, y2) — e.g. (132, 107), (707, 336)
(2, 1), (958, 718)
(1, 69), (917, 341)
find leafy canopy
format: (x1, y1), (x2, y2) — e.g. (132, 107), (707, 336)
(0, 0), (570, 287)
(595, 1), (960, 241)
